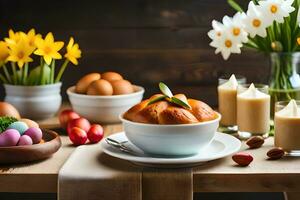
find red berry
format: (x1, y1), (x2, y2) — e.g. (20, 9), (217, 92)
(87, 124), (104, 143)
(232, 152), (253, 166)
(67, 118), (91, 135)
(59, 109), (80, 129)
(68, 127), (87, 146)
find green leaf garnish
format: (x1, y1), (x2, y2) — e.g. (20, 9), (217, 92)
(227, 0), (244, 12)
(148, 95), (167, 106)
(0, 116), (18, 132)
(159, 82), (173, 98)
(171, 97), (191, 109)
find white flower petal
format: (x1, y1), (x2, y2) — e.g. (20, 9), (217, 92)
(221, 50), (231, 60)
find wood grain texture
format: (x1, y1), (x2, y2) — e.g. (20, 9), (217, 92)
(142, 169), (193, 200)
(193, 137), (300, 192)
(0, 123), (300, 194)
(284, 192), (300, 200)
(0, 124), (122, 193)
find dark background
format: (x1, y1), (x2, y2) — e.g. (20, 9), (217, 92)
(0, 0), (270, 107)
(0, 0), (280, 199)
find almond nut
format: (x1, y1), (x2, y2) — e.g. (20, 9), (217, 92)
(232, 152), (253, 166)
(246, 136), (265, 149)
(267, 147), (285, 160)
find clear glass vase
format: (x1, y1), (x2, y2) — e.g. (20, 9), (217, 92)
(269, 52), (300, 116)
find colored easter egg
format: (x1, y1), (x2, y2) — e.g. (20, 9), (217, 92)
(0, 129), (20, 147)
(19, 118), (39, 128)
(7, 121), (28, 135)
(18, 135), (33, 146)
(24, 127), (43, 144)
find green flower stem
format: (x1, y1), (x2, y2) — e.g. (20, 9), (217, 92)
(269, 54), (296, 115)
(55, 60), (69, 83)
(19, 67), (24, 85)
(11, 62), (18, 85)
(2, 64), (11, 83)
(23, 63), (28, 85)
(39, 58), (45, 85)
(0, 74), (8, 84)
(50, 60), (55, 84)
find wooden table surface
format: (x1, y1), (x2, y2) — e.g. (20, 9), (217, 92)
(0, 123), (299, 199)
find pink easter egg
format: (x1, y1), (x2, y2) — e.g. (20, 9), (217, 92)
(0, 129), (20, 147)
(18, 135), (33, 146)
(24, 127), (43, 144)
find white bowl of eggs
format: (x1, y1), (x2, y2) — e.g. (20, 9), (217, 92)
(67, 72), (144, 123)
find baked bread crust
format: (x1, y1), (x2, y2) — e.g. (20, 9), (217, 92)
(158, 106), (198, 124)
(124, 94), (217, 124)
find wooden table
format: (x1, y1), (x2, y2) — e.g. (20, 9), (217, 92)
(0, 123), (299, 200)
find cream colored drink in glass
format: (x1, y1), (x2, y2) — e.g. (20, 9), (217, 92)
(218, 74), (238, 126)
(237, 84), (270, 137)
(275, 100), (300, 154)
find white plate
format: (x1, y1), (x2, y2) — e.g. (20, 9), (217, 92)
(101, 132), (241, 167)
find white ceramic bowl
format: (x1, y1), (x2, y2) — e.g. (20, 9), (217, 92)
(120, 113), (221, 156)
(67, 85), (144, 123)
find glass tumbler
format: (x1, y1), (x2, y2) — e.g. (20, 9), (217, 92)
(237, 84), (270, 139)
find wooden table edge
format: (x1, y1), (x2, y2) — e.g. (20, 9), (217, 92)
(193, 173), (300, 192)
(0, 173), (58, 193)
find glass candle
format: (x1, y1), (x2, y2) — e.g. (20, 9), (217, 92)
(275, 100), (300, 156)
(237, 83), (270, 139)
(218, 75), (246, 131)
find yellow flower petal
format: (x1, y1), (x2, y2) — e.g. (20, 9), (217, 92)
(44, 55), (52, 65)
(9, 29), (15, 38)
(45, 32), (54, 43)
(69, 57), (78, 65)
(34, 49), (44, 56)
(28, 28), (35, 36)
(67, 37), (74, 49)
(54, 41), (64, 51)
(51, 52), (62, 59)
(17, 61), (24, 68)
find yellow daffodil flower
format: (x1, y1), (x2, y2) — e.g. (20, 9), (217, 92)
(34, 32), (64, 65)
(0, 41), (9, 66)
(7, 36), (34, 68)
(21, 28), (42, 48)
(64, 37), (81, 65)
(5, 29), (21, 46)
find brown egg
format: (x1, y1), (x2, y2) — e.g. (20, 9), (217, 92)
(111, 80), (134, 95)
(75, 73), (101, 94)
(101, 72), (123, 82)
(87, 79), (113, 96)
(0, 102), (21, 119)
(20, 118), (39, 128)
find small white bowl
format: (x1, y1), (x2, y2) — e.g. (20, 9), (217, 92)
(67, 85), (144, 123)
(120, 113), (221, 156)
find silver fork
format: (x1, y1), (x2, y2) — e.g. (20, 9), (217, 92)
(105, 138), (137, 155)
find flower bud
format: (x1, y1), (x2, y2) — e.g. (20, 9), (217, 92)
(271, 41), (283, 52)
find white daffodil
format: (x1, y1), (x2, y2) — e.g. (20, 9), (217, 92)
(210, 31), (242, 60)
(222, 13), (248, 43)
(243, 2), (272, 38)
(207, 20), (225, 40)
(259, 0), (295, 23)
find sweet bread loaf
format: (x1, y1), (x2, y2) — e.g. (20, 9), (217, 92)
(124, 94), (218, 124)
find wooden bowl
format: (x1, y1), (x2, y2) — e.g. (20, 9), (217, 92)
(0, 129), (62, 164)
